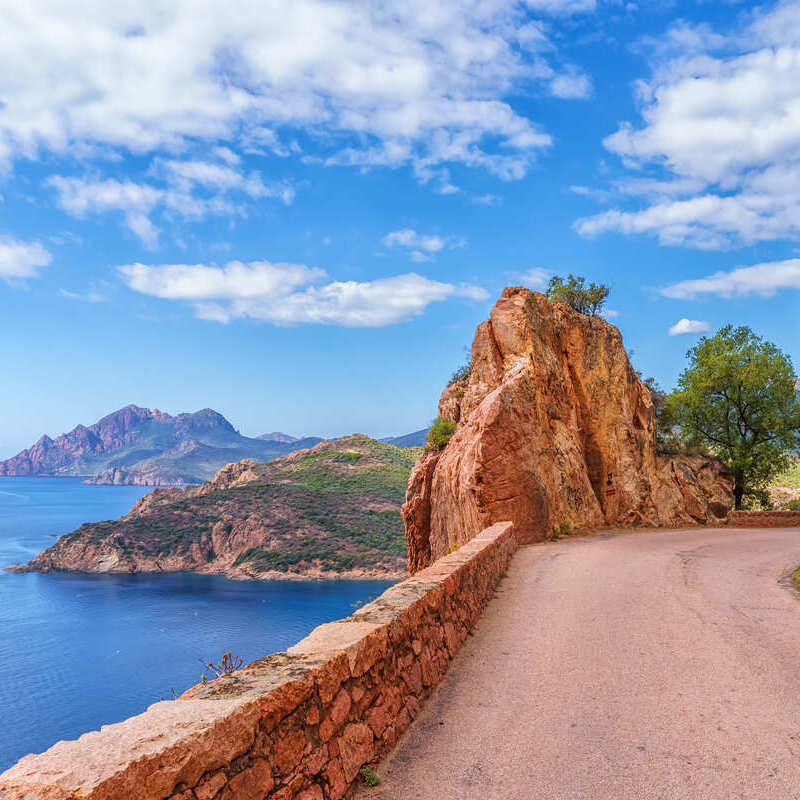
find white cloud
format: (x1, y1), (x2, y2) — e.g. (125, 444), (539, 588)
(382, 228), (464, 260)
(519, 267), (550, 290)
(0, 1), (592, 183)
(0, 236), (52, 280)
(154, 159), (293, 203)
(575, 3), (800, 249)
(118, 260), (488, 327)
(528, 0), (595, 11)
(550, 69), (592, 99)
(212, 147), (241, 166)
(384, 229), (444, 253)
(47, 155), (293, 244)
(120, 261), (323, 300)
(58, 281), (112, 303)
(660, 259), (800, 299)
(668, 318), (711, 336)
(569, 184), (612, 202)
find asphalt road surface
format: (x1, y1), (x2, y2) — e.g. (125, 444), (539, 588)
(358, 527), (800, 800)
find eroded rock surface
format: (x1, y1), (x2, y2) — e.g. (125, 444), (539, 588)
(403, 288), (734, 572)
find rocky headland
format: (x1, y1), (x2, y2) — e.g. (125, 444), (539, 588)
(0, 405), (322, 485)
(403, 287), (734, 572)
(15, 435), (417, 580)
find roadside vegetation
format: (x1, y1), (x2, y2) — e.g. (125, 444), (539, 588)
(641, 326), (799, 510)
(776, 459), (800, 490)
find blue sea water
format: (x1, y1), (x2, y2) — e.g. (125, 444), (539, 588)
(0, 477), (394, 772)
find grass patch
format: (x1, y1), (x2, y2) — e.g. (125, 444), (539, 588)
(793, 565), (800, 593)
(774, 459), (800, 490)
(360, 766), (381, 787)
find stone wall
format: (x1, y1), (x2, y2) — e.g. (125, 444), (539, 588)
(0, 522), (516, 800)
(730, 510), (800, 527)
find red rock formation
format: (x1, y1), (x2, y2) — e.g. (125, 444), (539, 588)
(403, 288), (734, 572)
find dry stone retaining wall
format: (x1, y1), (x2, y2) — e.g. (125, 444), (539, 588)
(730, 510), (800, 528)
(0, 522), (516, 800)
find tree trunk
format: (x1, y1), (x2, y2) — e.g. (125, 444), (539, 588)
(734, 472), (744, 510)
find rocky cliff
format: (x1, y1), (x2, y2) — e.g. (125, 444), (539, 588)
(403, 288), (734, 572)
(0, 405), (322, 485)
(18, 435), (417, 580)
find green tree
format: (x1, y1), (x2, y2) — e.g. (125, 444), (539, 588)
(545, 274), (610, 316)
(640, 376), (680, 452)
(671, 325), (800, 509)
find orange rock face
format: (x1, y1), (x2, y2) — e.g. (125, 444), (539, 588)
(403, 288), (734, 572)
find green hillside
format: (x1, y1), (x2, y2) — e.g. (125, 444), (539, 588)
(26, 435), (421, 578)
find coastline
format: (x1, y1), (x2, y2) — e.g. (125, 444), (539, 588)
(7, 560), (407, 582)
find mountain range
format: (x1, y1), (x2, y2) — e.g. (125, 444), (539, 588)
(380, 428), (429, 448)
(0, 406), (323, 486)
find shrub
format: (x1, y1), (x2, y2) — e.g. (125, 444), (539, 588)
(201, 651), (244, 678)
(551, 521), (571, 540)
(449, 362), (471, 385)
(360, 766), (381, 787)
(427, 416), (457, 450)
(785, 499), (800, 511)
(546, 274), (609, 316)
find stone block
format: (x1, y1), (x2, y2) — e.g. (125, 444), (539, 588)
(219, 760), (272, 800)
(272, 728), (306, 776)
(194, 771), (227, 800)
(337, 724), (374, 783)
(259, 675), (314, 733)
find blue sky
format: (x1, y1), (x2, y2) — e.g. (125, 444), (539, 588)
(1, 0), (799, 457)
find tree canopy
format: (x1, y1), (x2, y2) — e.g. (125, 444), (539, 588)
(670, 325), (800, 509)
(640, 376), (684, 454)
(545, 274), (609, 316)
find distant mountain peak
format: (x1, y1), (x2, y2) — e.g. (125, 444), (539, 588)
(380, 428), (429, 448)
(257, 432), (298, 443)
(0, 406), (318, 483)
(174, 408), (237, 434)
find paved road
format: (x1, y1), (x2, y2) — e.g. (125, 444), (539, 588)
(359, 527), (800, 800)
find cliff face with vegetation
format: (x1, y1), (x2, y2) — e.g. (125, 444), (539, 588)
(21, 436), (417, 579)
(403, 288), (734, 572)
(0, 405), (322, 485)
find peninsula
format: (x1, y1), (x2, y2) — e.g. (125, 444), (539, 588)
(15, 435), (416, 580)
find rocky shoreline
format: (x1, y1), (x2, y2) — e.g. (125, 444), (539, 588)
(7, 560), (406, 582)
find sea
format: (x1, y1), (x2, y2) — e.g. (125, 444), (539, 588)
(0, 477), (395, 772)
